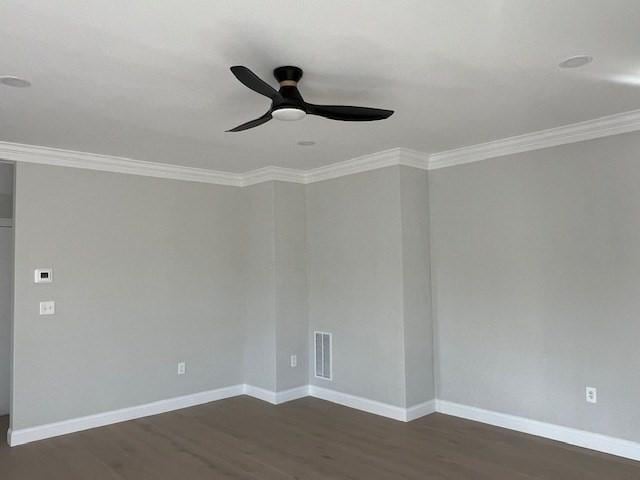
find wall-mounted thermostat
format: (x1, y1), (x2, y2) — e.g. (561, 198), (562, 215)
(34, 268), (53, 283)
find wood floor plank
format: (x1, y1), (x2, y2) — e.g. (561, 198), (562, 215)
(0, 397), (638, 479)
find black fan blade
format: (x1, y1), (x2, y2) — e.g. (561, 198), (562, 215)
(306, 104), (394, 121)
(230, 66), (281, 99)
(226, 111), (272, 132)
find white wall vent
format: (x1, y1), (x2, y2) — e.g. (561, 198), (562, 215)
(314, 331), (332, 380)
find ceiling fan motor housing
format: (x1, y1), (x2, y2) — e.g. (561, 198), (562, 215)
(272, 66), (306, 116)
(274, 66), (303, 84)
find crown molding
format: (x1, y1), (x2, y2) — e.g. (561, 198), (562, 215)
(241, 165), (307, 186)
(429, 108), (640, 170)
(241, 148), (428, 185)
(2, 108), (640, 184)
(0, 141), (246, 186)
(0, 142), (428, 187)
(304, 147), (428, 184)
(240, 148), (429, 186)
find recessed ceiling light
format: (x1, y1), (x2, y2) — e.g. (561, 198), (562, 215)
(297, 140), (316, 146)
(0, 76), (31, 88)
(559, 55), (593, 69)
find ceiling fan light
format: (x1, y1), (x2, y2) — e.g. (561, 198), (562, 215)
(272, 107), (306, 121)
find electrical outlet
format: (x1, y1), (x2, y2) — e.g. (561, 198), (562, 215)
(586, 386), (597, 404)
(290, 354), (297, 368)
(177, 362), (186, 375)
(39, 301), (55, 315)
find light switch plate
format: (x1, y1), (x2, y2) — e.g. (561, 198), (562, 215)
(39, 301), (55, 315)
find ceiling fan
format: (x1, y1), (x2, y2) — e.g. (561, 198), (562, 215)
(226, 66), (394, 132)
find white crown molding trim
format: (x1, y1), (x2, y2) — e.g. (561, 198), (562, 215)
(436, 400), (640, 462)
(8, 384), (245, 446)
(241, 166), (307, 186)
(0, 141), (246, 186)
(302, 148), (428, 184)
(3, 109), (640, 183)
(0, 141), (427, 187)
(429, 108), (640, 170)
(211, 147), (428, 186)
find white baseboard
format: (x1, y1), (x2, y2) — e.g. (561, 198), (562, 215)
(9, 385), (638, 462)
(436, 400), (640, 462)
(8, 383), (312, 446)
(242, 384), (308, 404)
(242, 384), (433, 422)
(8, 384), (245, 447)
(406, 399), (437, 421)
(243, 385), (277, 404)
(274, 385), (310, 404)
(308, 385), (405, 421)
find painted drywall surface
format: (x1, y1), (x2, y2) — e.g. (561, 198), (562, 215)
(430, 132), (640, 443)
(399, 166), (435, 407)
(306, 166), (406, 407)
(274, 182), (308, 391)
(0, 164), (11, 194)
(0, 195), (11, 219)
(0, 163), (12, 218)
(243, 182), (309, 392)
(243, 182), (277, 391)
(12, 163), (246, 429)
(0, 225), (12, 415)
(0, 163), (12, 415)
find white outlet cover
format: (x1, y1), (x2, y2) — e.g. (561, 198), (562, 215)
(177, 362), (186, 375)
(39, 301), (55, 315)
(290, 354), (297, 368)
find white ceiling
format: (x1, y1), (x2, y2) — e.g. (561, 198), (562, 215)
(2, 1), (640, 173)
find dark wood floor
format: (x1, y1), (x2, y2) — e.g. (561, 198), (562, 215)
(1, 396), (639, 479)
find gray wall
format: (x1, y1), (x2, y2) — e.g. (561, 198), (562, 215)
(243, 182), (277, 390)
(0, 163), (12, 219)
(0, 163), (12, 415)
(430, 131), (640, 443)
(273, 182), (308, 391)
(0, 228), (11, 415)
(243, 182), (308, 392)
(306, 167), (407, 407)
(12, 163), (247, 429)
(399, 167), (435, 406)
